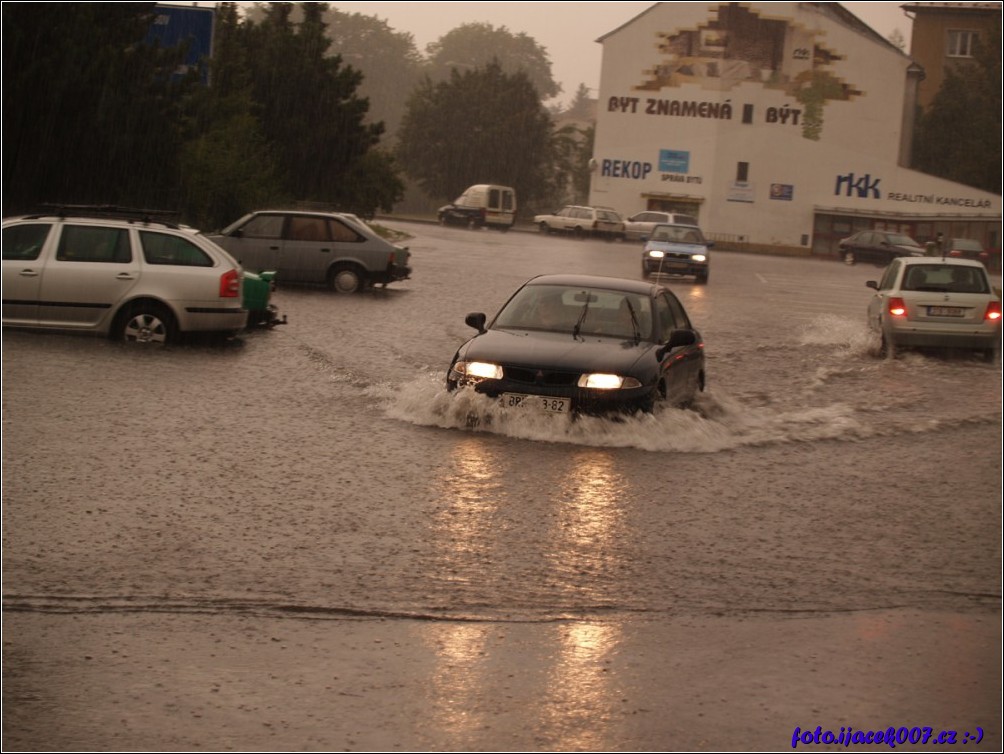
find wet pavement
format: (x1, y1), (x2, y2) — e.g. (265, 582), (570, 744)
(3, 221), (1001, 750)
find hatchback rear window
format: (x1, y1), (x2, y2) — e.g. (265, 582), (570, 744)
(902, 265), (989, 293)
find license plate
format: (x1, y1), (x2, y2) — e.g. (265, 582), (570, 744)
(928, 306), (964, 317)
(500, 393), (569, 414)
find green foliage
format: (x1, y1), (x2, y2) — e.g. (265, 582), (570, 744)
(425, 23), (560, 101)
(2, 2), (404, 223)
(321, 8), (424, 142)
(396, 61), (555, 208)
(912, 23), (1001, 194)
(2, 3), (195, 213)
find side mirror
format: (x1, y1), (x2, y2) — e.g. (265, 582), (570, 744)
(230, 229), (244, 238)
(866, 280), (878, 290)
(465, 312), (487, 333)
(656, 329), (697, 359)
(706, 240), (715, 249)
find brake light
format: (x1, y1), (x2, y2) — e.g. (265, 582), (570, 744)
(219, 268), (241, 298)
(948, 249), (962, 257)
(985, 301), (1002, 322)
(888, 297), (907, 317)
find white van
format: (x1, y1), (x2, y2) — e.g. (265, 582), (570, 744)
(437, 184), (517, 231)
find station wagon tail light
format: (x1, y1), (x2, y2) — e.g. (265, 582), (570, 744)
(985, 301), (1002, 322)
(888, 297), (907, 317)
(219, 269), (241, 298)
(577, 374), (642, 390)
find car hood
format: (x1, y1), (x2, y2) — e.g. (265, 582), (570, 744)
(458, 328), (651, 374)
(644, 240), (709, 254)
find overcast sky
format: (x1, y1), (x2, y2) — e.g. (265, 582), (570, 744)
(330, 1), (915, 105)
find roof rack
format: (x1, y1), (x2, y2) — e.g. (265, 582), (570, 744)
(29, 204), (183, 229)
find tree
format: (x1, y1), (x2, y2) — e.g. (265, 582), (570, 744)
(424, 23), (559, 101)
(396, 61), (555, 208)
(177, 3), (285, 229)
(2, 3), (195, 213)
(321, 8), (424, 142)
(912, 22), (1001, 194)
(234, 2), (402, 212)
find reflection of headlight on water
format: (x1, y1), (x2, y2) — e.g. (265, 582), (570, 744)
(577, 373), (642, 390)
(452, 361), (503, 380)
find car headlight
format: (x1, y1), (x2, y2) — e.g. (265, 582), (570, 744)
(577, 373), (642, 390)
(692, 254), (707, 262)
(647, 250), (665, 258)
(452, 361), (504, 380)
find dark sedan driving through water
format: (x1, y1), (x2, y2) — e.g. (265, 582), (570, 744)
(447, 274), (706, 415)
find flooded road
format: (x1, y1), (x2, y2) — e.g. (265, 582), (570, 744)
(3, 221), (1000, 749)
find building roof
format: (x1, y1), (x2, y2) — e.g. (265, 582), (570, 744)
(596, 2), (910, 57)
(901, 2), (1002, 13)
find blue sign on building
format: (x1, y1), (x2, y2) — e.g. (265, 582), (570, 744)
(147, 5), (215, 84)
(659, 149), (690, 173)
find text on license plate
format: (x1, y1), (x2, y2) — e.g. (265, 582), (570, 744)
(928, 306), (964, 317)
(500, 393), (569, 413)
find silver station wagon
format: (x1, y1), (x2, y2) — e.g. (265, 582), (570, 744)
(211, 210), (411, 294)
(2, 210), (248, 345)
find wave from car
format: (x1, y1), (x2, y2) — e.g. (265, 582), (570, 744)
(447, 274), (706, 415)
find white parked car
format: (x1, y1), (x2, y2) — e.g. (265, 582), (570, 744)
(865, 257), (1001, 360)
(2, 209), (248, 345)
(533, 205), (625, 240)
(624, 211), (700, 241)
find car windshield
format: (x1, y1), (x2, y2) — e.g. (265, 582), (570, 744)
(493, 284), (653, 340)
(901, 264), (990, 293)
(649, 225), (705, 244)
(886, 233), (920, 247)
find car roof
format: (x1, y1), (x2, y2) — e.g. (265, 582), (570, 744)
(899, 256), (985, 269)
(651, 222), (701, 230)
(525, 274), (661, 295)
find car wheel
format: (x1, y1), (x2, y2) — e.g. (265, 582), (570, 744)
(573, 226), (585, 239)
(879, 332), (897, 359)
(842, 250), (855, 265)
(329, 265), (364, 294)
(538, 222), (550, 234)
(695, 270), (709, 285)
(438, 214), (447, 226)
(116, 302), (176, 346)
(467, 217), (478, 230)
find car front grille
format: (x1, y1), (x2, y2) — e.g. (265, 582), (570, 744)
(504, 366), (579, 387)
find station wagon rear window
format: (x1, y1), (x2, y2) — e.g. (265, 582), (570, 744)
(140, 231), (214, 267)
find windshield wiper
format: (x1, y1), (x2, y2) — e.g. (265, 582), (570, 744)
(624, 299), (641, 344)
(572, 296), (590, 340)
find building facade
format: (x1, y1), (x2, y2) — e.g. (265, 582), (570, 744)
(589, 2), (1001, 256)
(903, 1), (1002, 112)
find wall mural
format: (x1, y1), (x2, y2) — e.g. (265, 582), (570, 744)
(633, 3), (862, 140)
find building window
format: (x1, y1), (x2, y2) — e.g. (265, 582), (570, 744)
(947, 29), (978, 58)
(736, 162), (749, 183)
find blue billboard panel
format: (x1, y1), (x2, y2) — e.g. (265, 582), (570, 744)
(659, 149), (690, 173)
(147, 5), (215, 83)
